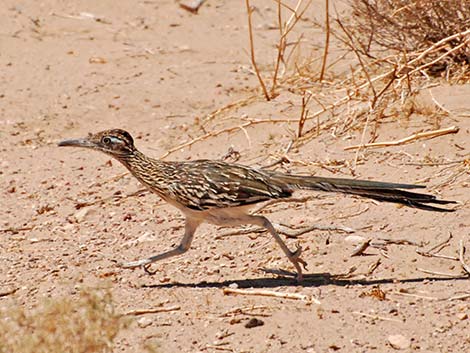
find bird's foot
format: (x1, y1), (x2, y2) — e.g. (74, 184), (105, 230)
(290, 243), (308, 270)
(119, 259), (148, 268)
(143, 264), (158, 275)
(288, 243), (308, 282)
(119, 259), (157, 275)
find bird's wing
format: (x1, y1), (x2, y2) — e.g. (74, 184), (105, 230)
(165, 160), (292, 210)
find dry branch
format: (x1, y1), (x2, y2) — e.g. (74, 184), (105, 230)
(459, 239), (470, 276)
(271, 0), (285, 95)
(417, 268), (465, 278)
(0, 227), (33, 234)
(344, 126), (459, 151)
(319, 0), (330, 81)
(223, 287), (320, 304)
(71, 188), (149, 209)
(297, 91), (312, 137)
(353, 311), (402, 323)
(424, 232), (453, 253)
(416, 232), (458, 260)
(391, 291), (438, 301)
(245, 0), (270, 100)
(280, 224), (355, 238)
(348, 0), (470, 75)
(215, 222), (354, 240)
(397, 38), (470, 83)
(0, 287), (18, 297)
(123, 305), (181, 316)
(221, 305), (271, 317)
(447, 293), (470, 301)
(160, 118), (296, 159)
(350, 238), (371, 256)
(366, 259), (381, 276)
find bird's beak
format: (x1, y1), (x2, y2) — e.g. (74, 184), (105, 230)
(58, 138), (95, 148)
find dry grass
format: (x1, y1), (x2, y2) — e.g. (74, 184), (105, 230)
(348, 0), (470, 76)
(0, 289), (126, 353)
(277, 0), (470, 151)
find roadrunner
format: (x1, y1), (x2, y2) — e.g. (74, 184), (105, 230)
(59, 129), (456, 281)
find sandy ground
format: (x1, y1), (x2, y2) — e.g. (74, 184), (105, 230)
(1, 1), (469, 352)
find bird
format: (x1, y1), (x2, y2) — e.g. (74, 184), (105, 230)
(58, 129), (456, 281)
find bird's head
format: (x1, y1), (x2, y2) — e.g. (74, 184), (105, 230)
(58, 129), (136, 157)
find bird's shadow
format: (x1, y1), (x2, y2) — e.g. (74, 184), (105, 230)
(141, 271), (469, 289)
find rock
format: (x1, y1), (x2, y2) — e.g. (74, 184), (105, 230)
(73, 207), (93, 223)
(245, 318), (264, 329)
(180, 0), (205, 14)
(138, 231), (155, 242)
(344, 235), (366, 244)
(387, 334), (411, 350)
(63, 223), (75, 232)
(137, 317), (152, 328)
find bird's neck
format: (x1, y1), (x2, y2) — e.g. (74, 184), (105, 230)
(114, 149), (169, 192)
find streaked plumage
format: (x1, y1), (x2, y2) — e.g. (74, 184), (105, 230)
(59, 129), (456, 281)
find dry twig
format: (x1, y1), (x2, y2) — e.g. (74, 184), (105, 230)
(297, 91), (312, 137)
(223, 287), (320, 304)
(71, 188), (149, 209)
(352, 311), (402, 323)
(366, 259), (381, 276)
(123, 305), (181, 316)
(245, 0), (270, 100)
(319, 0), (330, 81)
(221, 305), (271, 318)
(205, 345), (233, 352)
(0, 227), (33, 234)
(344, 126), (459, 151)
(0, 287), (18, 297)
(416, 232), (458, 260)
(459, 239), (470, 276)
(160, 118), (296, 159)
(215, 222), (354, 240)
(350, 238), (371, 256)
(447, 293), (470, 301)
(417, 268), (465, 278)
(391, 291), (438, 301)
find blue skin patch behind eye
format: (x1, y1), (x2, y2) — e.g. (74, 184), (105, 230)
(109, 137), (123, 144)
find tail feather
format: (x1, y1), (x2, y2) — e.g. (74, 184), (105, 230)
(339, 187), (456, 212)
(271, 174), (456, 212)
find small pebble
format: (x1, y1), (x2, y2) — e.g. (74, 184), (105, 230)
(245, 318), (264, 329)
(387, 334), (411, 350)
(344, 235), (366, 244)
(137, 317), (152, 328)
(74, 207), (92, 223)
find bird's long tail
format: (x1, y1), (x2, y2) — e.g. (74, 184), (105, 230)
(271, 174), (456, 212)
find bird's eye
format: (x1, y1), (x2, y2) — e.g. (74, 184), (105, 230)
(102, 137), (111, 144)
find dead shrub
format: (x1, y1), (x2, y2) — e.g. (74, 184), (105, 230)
(347, 0), (470, 75)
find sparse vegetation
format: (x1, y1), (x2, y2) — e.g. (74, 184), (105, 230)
(0, 289), (126, 353)
(348, 0), (470, 76)
(199, 0), (467, 174)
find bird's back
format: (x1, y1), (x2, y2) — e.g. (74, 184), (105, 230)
(120, 156), (293, 211)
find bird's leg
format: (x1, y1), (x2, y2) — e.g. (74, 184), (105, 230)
(120, 218), (201, 274)
(245, 215), (308, 281)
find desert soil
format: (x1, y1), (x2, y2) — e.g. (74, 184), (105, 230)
(1, 1), (469, 352)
